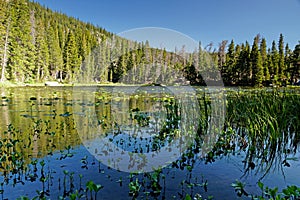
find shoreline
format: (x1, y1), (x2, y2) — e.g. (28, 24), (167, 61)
(1, 81), (299, 89)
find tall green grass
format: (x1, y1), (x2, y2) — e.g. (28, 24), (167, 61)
(225, 88), (300, 178)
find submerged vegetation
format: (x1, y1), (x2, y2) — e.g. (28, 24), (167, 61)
(0, 86), (299, 199)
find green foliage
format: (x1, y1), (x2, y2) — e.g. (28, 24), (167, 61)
(129, 178), (141, 197)
(47, 20), (63, 81)
(270, 40), (280, 84)
(224, 40), (236, 85)
(86, 180), (103, 200)
(130, 108), (151, 127)
(0, 0), (113, 83)
(7, 0), (35, 82)
(220, 35), (297, 86)
(0, 0), (298, 86)
(250, 35), (264, 86)
(0, 124), (25, 182)
(35, 18), (49, 81)
(63, 31), (81, 82)
(231, 180), (248, 197)
(289, 42), (300, 84)
(278, 34), (286, 82)
(232, 181), (300, 199)
(0, 87), (299, 199)
(1, 0), (299, 86)
(0, 0), (9, 82)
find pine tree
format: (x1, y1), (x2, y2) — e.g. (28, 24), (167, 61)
(0, 0), (10, 81)
(47, 20), (63, 81)
(63, 31), (81, 81)
(278, 34), (286, 84)
(79, 32), (89, 62)
(264, 49), (271, 84)
(231, 44), (241, 84)
(290, 42), (300, 84)
(224, 40), (235, 85)
(7, 0), (35, 82)
(237, 42), (251, 86)
(253, 51), (264, 86)
(284, 44), (293, 83)
(260, 38), (269, 84)
(250, 35), (263, 86)
(270, 40), (279, 84)
(35, 18), (49, 81)
(260, 38), (267, 63)
(218, 40), (228, 75)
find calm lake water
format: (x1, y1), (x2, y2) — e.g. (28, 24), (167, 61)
(0, 86), (299, 199)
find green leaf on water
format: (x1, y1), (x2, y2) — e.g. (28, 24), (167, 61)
(184, 194), (192, 200)
(258, 181), (264, 190)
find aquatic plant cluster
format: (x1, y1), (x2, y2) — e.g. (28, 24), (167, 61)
(0, 86), (299, 199)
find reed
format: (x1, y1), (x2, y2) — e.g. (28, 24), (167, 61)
(226, 88), (300, 178)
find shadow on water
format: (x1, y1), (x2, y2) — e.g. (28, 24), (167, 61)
(0, 86), (299, 199)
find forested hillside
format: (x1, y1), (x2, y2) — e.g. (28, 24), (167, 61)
(0, 0), (299, 86)
(0, 0), (113, 83)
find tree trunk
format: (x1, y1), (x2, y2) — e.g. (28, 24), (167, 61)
(36, 65), (41, 82)
(1, 21), (10, 82)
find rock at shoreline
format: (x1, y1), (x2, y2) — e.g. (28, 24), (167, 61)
(45, 81), (60, 86)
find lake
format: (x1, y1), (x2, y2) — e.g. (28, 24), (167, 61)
(0, 86), (299, 199)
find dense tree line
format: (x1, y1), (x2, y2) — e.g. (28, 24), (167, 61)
(0, 0), (299, 86)
(221, 34), (300, 86)
(0, 0), (112, 83)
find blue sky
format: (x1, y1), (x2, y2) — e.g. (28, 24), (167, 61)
(34, 0), (300, 50)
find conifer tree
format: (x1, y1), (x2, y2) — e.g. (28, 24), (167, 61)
(264, 49), (272, 84)
(218, 40), (228, 74)
(237, 42), (251, 85)
(0, 0), (10, 81)
(224, 40), (235, 85)
(290, 42), (300, 83)
(260, 38), (268, 83)
(63, 31), (81, 81)
(253, 51), (264, 86)
(270, 40), (279, 84)
(35, 19), (49, 81)
(47, 20), (63, 81)
(79, 32), (88, 62)
(7, 0), (35, 82)
(260, 38), (267, 63)
(278, 34), (285, 84)
(284, 44), (293, 83)
(230, 44), (241, 84)
(250, 35), (263, 86)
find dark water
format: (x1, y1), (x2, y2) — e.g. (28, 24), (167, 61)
(0, 86), (299, 199)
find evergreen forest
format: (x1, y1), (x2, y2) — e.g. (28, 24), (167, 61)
(0, 0), (300, 86)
